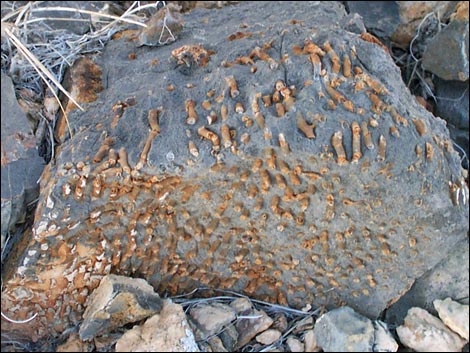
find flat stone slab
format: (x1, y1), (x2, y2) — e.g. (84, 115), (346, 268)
(1, 1), (468, 341)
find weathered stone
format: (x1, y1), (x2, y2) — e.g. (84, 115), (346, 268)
(272, 312), (289, 333)
(256, 329), (282, 345)
(372, 321), (399, 352)
(207, 335), (228, 352)
(435, 77), (469, 130)
(345, 1), (400, 39)
(189, 302), (236, 338)
(422, 2), (469, 81)
(302, 329), (320, 352)
(286, 336), (305, 352)
(385, 238), (469, 326)
(79, 274), (163, 340)
(230, 298), (253, 314)
(396, 307), (467, 352)
(55, 333), (94, 352)
(1, 1), (468, 341)
(115, 300), (200, 352)
(313, 307), (375, 352)
(434, 298), (469, 340)
(219, 322), (239, 352)
(1, 73), (44, 253)
(236, 308), (273, 349)
(392, 1), (456, 48)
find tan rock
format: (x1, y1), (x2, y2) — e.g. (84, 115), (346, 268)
(236, 308), (274, 349)
(189, 302), (236, 338)
(256, 329), (282, 345)
(230, 297), (253, 313)
(79, 274), (163, 340)
(303, 330), (320, 352)
(286, 336), (305, 352)
(392, 1), (455, 47)
(115, 300), (200, 352)
(396, 307), (467, 352)
(434, 297), (469, 340)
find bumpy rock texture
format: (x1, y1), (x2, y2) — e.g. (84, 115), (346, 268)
(1, 1), (468, 341)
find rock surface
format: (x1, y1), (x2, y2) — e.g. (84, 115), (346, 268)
(385, 237), (469, 326)
(115, 299), (200, 352)
(434, 297), (469, 340)
(79, 274), (163, 340)
(392, 1), (456, 48)
(345, 1), (400, 39)
(235, 308), (274, 349)
(1, 73), (44, 253)
(1, 1), (468, 341)
(189, 302), (236, 338)
(256, 329), (282, 345)
(313, 306), (375, 352)
(396, 306), (467, 352)
(372, 321), (399, 352)
(422, 2), (469, 81)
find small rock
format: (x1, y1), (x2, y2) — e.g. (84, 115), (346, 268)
(272, 312), (288, 333)
(230, 297), (253, 313)
(207, 335), (228, 352)
(396, 307), (467, 352)
(79, 275), (163, 340)
(286, 336), (305, 352)
(189, 302), (236, 338)
(422, 2), (469, 81)
(256, 329), (282, 345)
(303, 330), (320, 352)
(56, 333), (94, 352)
(313, 307), (374, 352)
(219, 323), (239, 351)
(434, 298), (469, 340)
(115, 300), (199, 352)
(434, 77), (469, 129)
(235, 308), (274, 349)
(372, 321), (398, 352)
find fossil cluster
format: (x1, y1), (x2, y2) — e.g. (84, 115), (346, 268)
(2, 2), (468, 341)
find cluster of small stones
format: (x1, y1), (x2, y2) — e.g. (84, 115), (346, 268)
(1, 11), (468, 340)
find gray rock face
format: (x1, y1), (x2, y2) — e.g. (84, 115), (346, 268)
(79, 274), (163, 340)
(385, 238), (469, 326)
(1, 1), (468, 340)
(313, 306), (375, 352)
(345, 1), (400, 38)
(1, 73), (44, 254)
(422, 10), (469, 81)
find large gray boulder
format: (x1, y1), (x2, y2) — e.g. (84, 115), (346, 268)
(1, 1), (468, 341)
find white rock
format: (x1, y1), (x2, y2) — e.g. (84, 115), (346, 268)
(434, 297), (469, 340)
(303, 329), (320, 352)
(255, 329), (282, 345)
(189, 302), (236, 338)
(286, 336), (305, 352)
(230, 297), (253, 313)
(373, 320), (398, 352)
(396, 307), (467, 352)
(314, 306), (374, 352)
(115, 300), (199, 352)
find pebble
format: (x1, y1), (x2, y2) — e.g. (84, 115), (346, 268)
(396, 307), (467, 352)
(189, 302), (236, 338)
(256, 329), (282, 345)
(434, 298), (469, 340)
